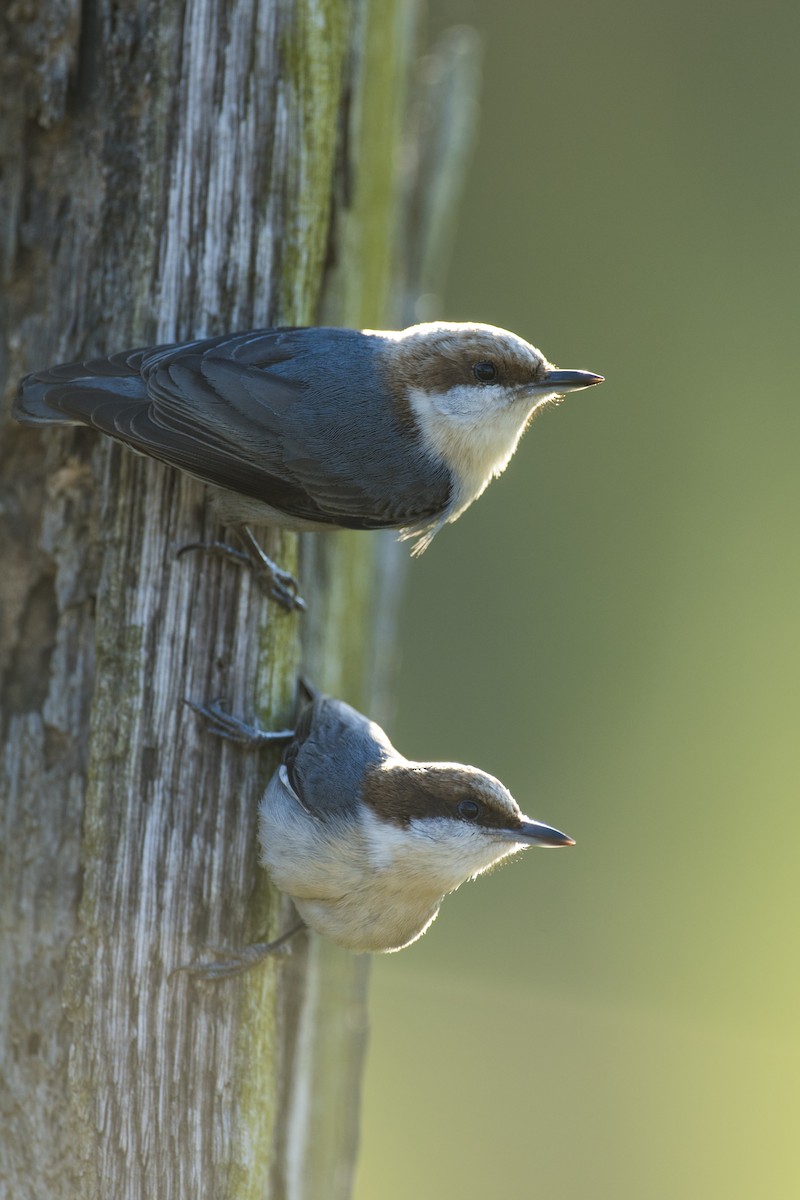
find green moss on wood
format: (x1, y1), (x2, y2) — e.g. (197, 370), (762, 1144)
(277, 0), (350, 324)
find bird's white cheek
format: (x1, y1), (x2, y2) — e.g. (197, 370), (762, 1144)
(400, 818), (522, 893)
(360, 811), (476, 894)
(468, 841), (525, 881)
(408, 385), (537, 516)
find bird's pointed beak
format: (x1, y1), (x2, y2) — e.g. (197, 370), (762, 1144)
(499, 818), (576, 847)
(537, 368), (604, 393)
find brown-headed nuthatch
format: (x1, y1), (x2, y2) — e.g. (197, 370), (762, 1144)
(15, 323), (603, 609)
(184, 682), (574, 972)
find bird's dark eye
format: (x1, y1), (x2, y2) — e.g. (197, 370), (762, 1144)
(457, 798), (481, 821)
(472, 361), (497, 383)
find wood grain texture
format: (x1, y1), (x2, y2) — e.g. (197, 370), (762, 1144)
(0, 0), (422, 1196)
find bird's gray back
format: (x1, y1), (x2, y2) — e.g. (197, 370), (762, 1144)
(284, 692), (396, 820)
(16, 328), (453, 531)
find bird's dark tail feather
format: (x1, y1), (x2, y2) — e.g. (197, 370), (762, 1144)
(13, 350), (149, 426)
(297, 676), (321, 706)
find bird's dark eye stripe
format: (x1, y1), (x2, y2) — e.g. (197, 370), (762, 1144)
(472, 360), (497, 383)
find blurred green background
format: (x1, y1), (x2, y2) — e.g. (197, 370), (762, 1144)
(354, 0), (800, 1197)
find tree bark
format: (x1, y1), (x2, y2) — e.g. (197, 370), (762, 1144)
(0, 1), (428, 1196)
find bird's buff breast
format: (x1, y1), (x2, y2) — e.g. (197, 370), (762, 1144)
(407, 384), (538, 521)
(257, 782), (444, 952)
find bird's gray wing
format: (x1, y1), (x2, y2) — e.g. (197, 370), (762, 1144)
(135, 335), (339, 523)
(283, 694), (396, 820)
(18, 328), (452, 530)
(139, 331), (452, 528)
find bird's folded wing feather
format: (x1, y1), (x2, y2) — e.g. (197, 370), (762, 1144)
(283, 695), (396, 819)
(18, 330), (451, 530)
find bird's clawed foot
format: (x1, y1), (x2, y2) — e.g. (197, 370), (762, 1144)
(176, 525), (306, 612)
(170, 924), (305, 982)
(186, 698), (295, 749)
